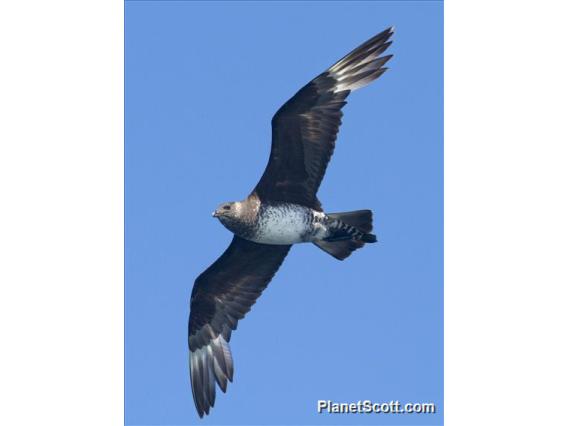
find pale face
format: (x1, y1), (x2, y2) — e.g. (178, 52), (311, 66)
(212, 201), (243, 220)
(212, 201), (247, 235)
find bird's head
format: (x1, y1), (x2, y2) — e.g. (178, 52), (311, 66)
(212, 196), (259, 235)
(213, 201), (249, 234)
(212, 201), (241, 222)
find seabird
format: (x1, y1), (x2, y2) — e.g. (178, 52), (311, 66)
(188, 27), (394, 417)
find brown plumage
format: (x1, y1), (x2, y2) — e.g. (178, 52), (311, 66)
(254, 28), (393, 210)
(188, 27), (394, 417)
(188, 236), (290, 416)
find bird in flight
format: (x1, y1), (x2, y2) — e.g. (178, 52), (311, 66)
(188, 27), (394, 417)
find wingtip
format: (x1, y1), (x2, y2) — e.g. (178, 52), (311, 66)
(189, 333), (237, 418)
(377, 26), (395, 39)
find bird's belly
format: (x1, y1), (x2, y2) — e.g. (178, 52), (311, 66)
(252, 205), (314, 245)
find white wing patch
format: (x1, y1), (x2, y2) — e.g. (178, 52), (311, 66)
(189, 333), (234, 416)
(328, 27), (393, 93)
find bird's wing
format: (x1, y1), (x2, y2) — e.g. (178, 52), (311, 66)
(188, 236), (291, 417)
(253, 27), (394, 210)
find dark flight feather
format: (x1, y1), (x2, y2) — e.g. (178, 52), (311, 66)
(253, 27), (394, 210)
(188, 27), (394, 417)
(188, 236), (290, 417)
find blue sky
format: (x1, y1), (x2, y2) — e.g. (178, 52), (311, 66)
(125, 1), (443, 425)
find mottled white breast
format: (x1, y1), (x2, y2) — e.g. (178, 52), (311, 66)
(253, 204), (320, 245)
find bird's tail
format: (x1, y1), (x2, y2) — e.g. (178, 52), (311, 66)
(313, 210), (377, 260)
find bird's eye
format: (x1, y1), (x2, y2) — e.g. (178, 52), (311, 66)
(223, 205), (231, 210)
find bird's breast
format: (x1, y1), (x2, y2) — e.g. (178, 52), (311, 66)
(251, 204), (320, 245)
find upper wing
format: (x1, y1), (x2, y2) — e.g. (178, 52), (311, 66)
(253, 27), (394, 210)
(188, 236), (291, 417)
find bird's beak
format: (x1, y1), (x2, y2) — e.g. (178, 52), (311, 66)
(212, 211), (219, 218)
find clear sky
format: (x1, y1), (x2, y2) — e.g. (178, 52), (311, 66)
(125, 1), (443, 425)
